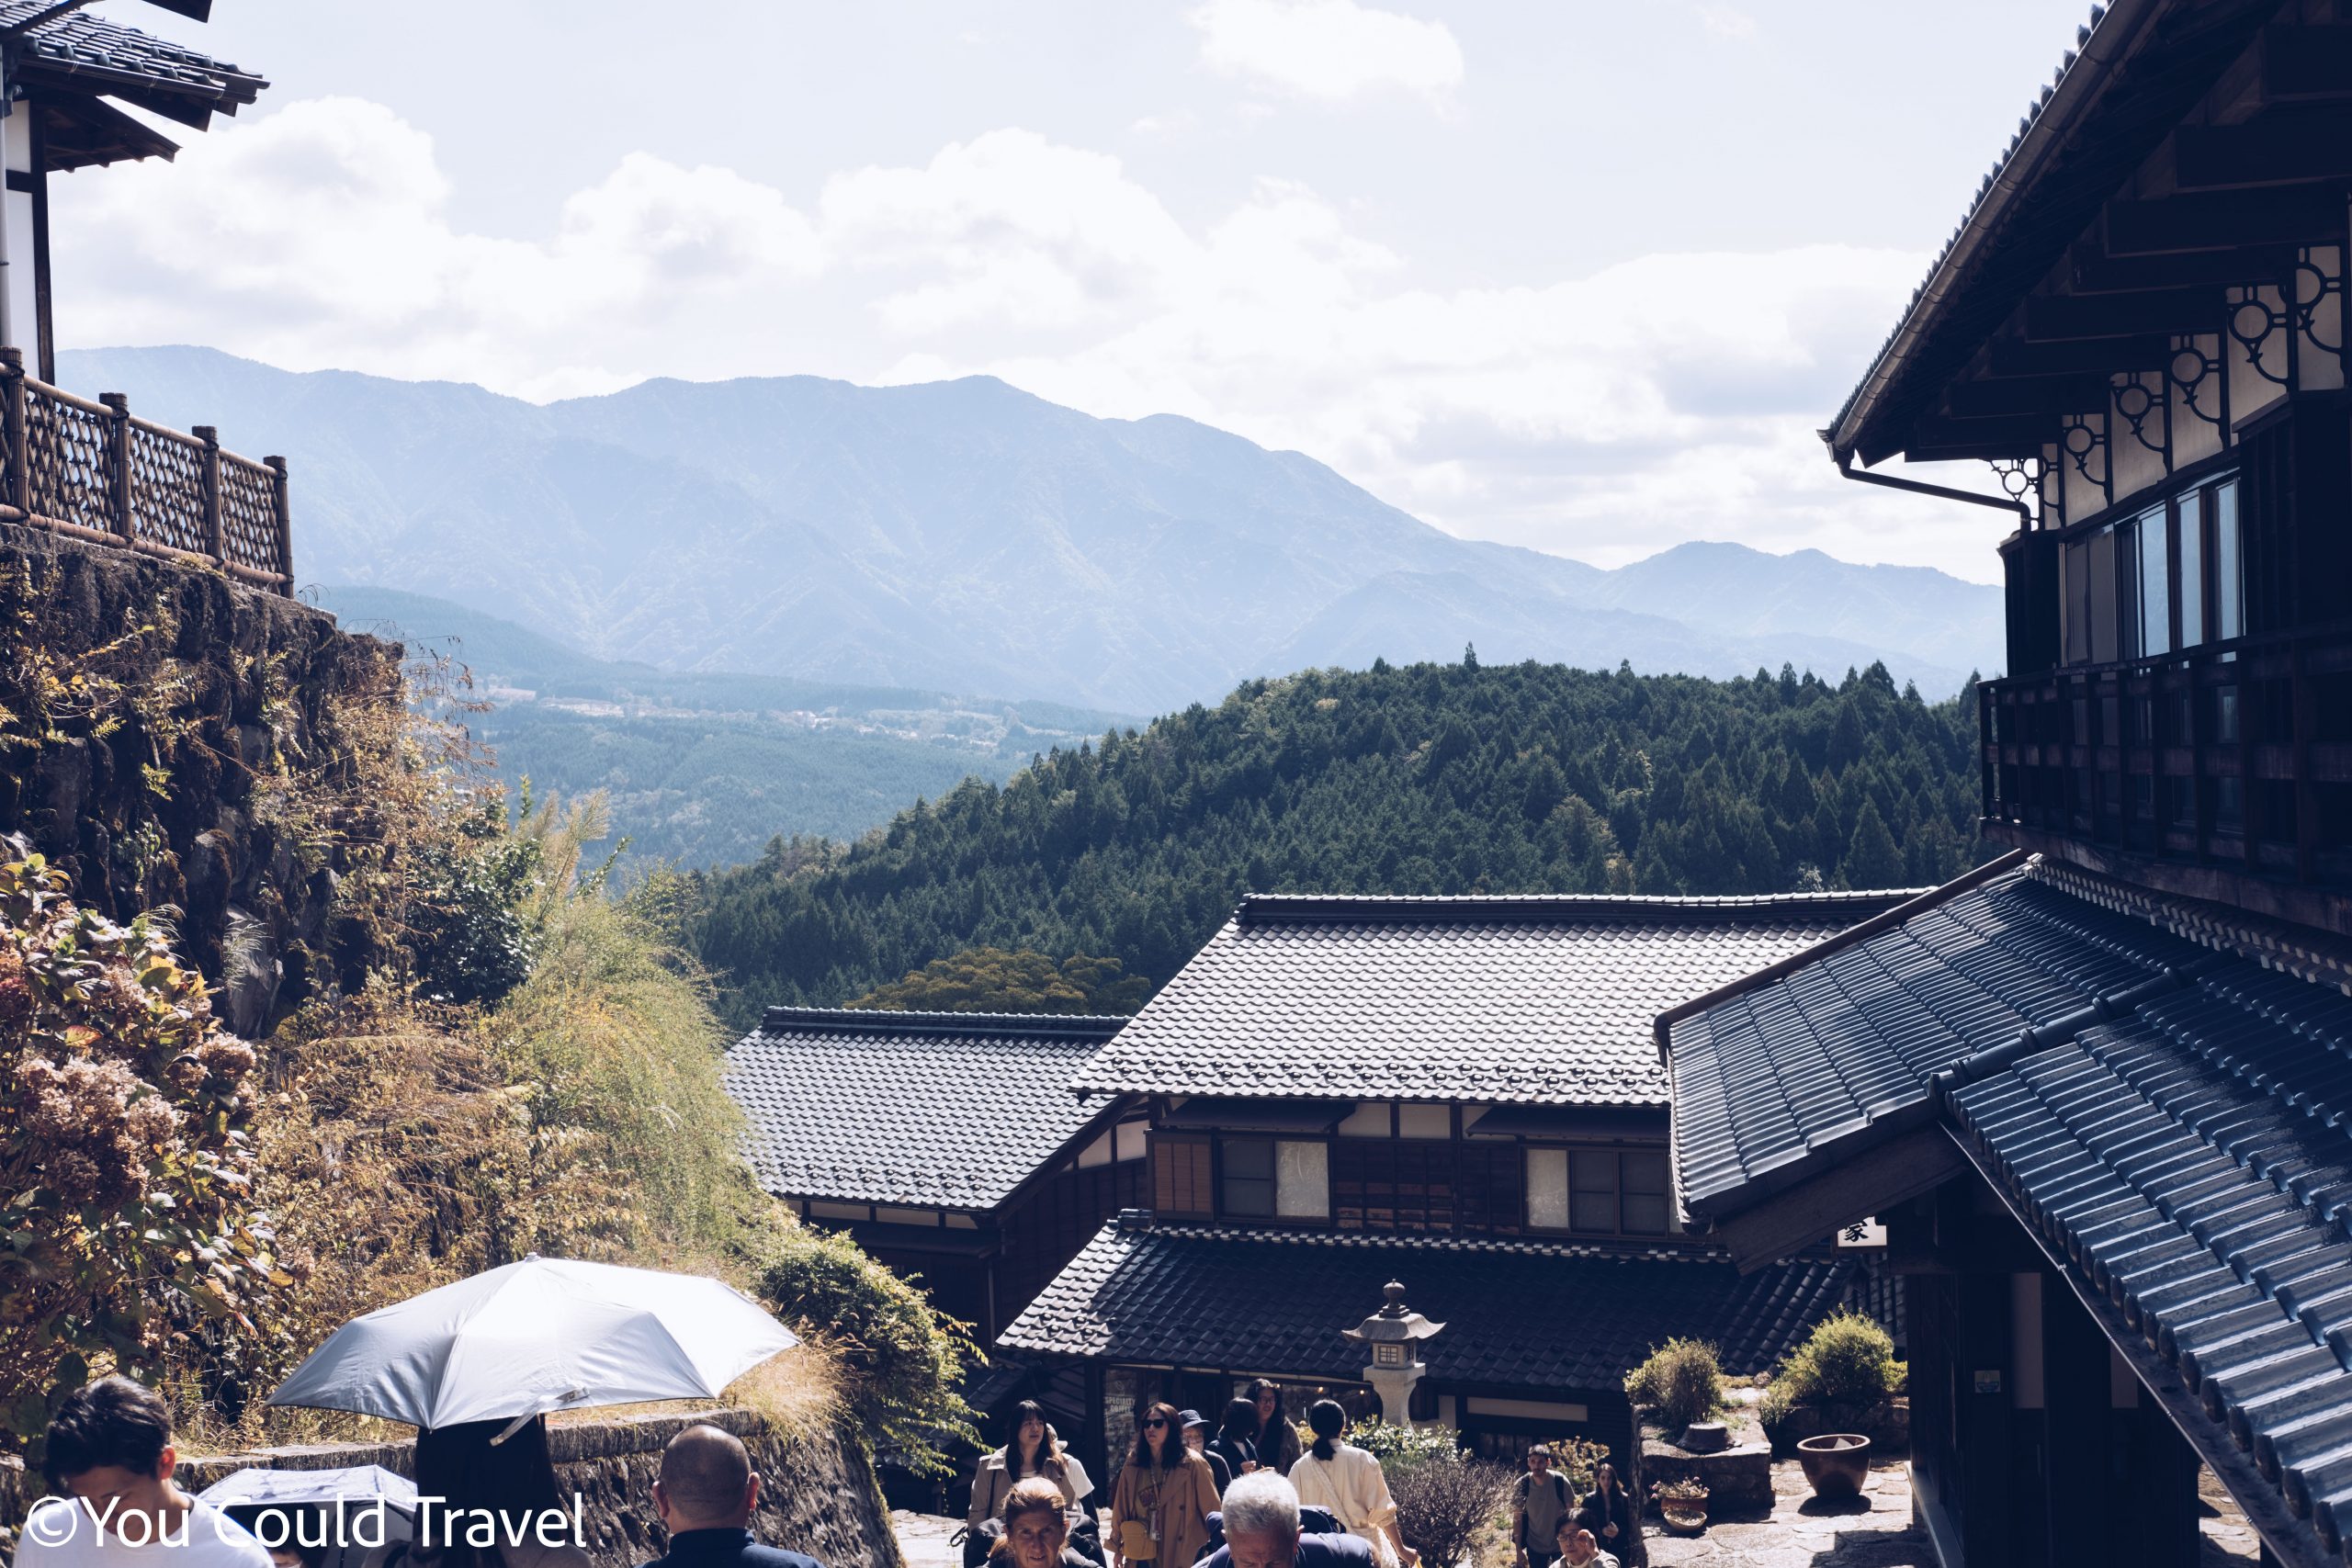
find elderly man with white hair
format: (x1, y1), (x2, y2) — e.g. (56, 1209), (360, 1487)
(1202, 1473), (1376, 1568)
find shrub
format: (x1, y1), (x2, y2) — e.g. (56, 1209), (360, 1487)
(1624, 1337), (1726, 1430)
(1540, 1435), (1611, 1496)
(1776, 1310), (1905, 1408)
(1387, 1456), (1516, 1568)
(0, 840), (277, 1465)
(754, 1223), (979, 1478)
(1346, 1416), (1461, 1483)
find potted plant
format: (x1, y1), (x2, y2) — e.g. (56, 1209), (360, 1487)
(1654, 1477), (1709, 1535)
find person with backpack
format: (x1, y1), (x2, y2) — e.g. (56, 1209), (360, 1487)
(1510, 1449), (1570, 1568)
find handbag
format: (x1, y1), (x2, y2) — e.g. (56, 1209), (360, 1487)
(1121, 1473), (1162, 1561)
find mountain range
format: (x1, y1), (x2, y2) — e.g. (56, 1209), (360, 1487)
(61, 347), (2002, 713)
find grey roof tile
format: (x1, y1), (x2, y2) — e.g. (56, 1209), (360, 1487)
(1074, 891), (1917, 1107)
(0, 2), (266, 109)
(726, 1009), (1125, 1211)
(998, 1218), (1853, 1391)
(1669, 866), (2210, 1216)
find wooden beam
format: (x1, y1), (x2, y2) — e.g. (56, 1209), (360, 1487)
(1944, 373), (2113, 421)
(2175, 107), (2352, 189)
(1706, 1126), (1966, 1273)
(2067, 241), (2298, 295)
(1983, 333), (2171, 378)
(2103, 186), (2346, 256)
(2261, 24), (2352, 103)
(2024, 287), (2222, 341)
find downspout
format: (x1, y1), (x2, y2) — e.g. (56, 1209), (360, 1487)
(1832, 446), (2030, 524)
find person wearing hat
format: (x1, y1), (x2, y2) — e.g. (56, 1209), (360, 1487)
(1510, 1449), (1570, 1568)
(1177, 1412), (1232, 1496)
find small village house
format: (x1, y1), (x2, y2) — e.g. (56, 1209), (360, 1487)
(1665, 5), (2352, 1567)
(997, 889), (1917, 1480)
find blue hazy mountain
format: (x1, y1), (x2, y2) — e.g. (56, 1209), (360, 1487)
(63, 347), (1999, 711)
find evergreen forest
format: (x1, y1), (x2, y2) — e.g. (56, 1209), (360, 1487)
(684, 655), (1989, 1027)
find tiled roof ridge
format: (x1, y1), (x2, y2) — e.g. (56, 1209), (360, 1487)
(2024, 859), (2352, 997)
(1826, 0), (2133, 453)
(1654, 850), (2033, 1059)
(755, 1005), (1131, 1040)
(1113, 1213), (1741, 1265)
(1238, 887), (1926, 927)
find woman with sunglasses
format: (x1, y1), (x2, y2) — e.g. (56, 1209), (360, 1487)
(1108, 1402), (1217, 1568)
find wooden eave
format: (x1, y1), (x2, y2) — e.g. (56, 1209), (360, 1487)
(36, 91), (177, 171)
(1836, 0), (2295, 468)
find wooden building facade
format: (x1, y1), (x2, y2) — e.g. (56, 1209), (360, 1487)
(1668, 7), (2352, 1568)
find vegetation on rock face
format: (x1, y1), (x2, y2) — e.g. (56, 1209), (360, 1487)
(0, 840), (280, 1469)
(687, 657), (1984, 1025)
(846, 946), (1149, 1015)
(1625, 1337), (1728, 1431)
(753, 1224), (979, 1479)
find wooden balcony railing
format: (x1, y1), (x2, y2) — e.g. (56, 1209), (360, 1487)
(0, 346), (291, 594)
(1979, 625), (2352, 913)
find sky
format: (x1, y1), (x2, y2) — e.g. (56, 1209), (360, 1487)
(51, 0), (2105, 582)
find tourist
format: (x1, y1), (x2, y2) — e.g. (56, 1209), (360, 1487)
(1244, 1382), (1301, 1477)
(641, 1424), (824, 1568)
(1196, 1473), (1369, 1568)
(1554, 1525), (1616, 1568)
(971, 1402), (1094, 1526)
(1576, 1464), (1635, 1563)
(1283, 1403), (1415, 1568)
(1207, 1400), (1261, 1483)
(361, 1416), (592, 1568)
(1180, 1411), (1232, 1495)
(17, 1376), (273, 1568)
(991, 1480), (1096, 1568)
(1110, 1403), (1219, 1568)
(1510, 1448), (1570, 1568)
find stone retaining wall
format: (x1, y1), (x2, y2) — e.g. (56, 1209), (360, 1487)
(0, 1409), (900, 1568)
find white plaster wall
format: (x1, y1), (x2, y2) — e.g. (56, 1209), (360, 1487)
(0, 105), (33, 371)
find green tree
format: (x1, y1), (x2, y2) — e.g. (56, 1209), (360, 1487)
(1844, 799), (1907, 890)
(847, 947), (1149, 1014)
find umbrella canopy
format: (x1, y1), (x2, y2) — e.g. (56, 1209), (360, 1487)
(198, 1466), (418, 1512)
(266, 1257), (797, 1429)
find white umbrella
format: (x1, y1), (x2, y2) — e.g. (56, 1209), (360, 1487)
(266, 1256), (797, 1430)
(198, 1465), (420, 1542)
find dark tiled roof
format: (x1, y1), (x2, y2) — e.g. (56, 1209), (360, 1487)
(3, 3), (267, 117)
(726, 1009), (1126, 1211)
(1661, 859), (2352, 1567)
(1951, 962), (2352, 1558)
(1669, 865), (2211, 1217)
(999, 1218), (1852, 1392)
(1073, 891), (1917, 1107)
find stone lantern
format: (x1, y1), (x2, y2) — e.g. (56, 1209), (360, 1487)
(1342, 1280), (1444, 1427)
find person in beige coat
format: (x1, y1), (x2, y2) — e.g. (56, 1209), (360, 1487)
(1108, 1404), (1218, 1568)
(1283, 1404), (1416, 1568)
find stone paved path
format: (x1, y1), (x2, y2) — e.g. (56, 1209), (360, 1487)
(892, 1510), (963, 1568)
(1642, 1461), (1925, 1568)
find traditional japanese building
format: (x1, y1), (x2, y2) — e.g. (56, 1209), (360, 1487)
(1001, 891), (1914, 1481)
(1664, 6), (2352, 1567)
(726, 1008), (1151, 1350)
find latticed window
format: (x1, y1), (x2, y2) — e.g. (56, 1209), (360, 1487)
(1331, 1139), (1455, 1231)
(1524, 1146), (1671, 1236)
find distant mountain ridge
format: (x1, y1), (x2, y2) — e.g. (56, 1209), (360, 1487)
(62, 347), (2001, 711)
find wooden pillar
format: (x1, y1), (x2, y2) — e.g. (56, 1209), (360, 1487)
(1957, 1264), (2018, 1566)
(2041, 1263), (2111, 1567)
(0, 344), (25, 516)
(266, 455), (291, 594)
(97, 391), (130, 545)
(192, 425), (223, 564)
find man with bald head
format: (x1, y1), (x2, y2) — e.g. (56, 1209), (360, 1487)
(640, 1425), (826, 1568)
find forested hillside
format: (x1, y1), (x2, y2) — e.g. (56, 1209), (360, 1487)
(686, 656), (1986, 1026)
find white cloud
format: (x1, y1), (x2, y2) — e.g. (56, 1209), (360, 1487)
(1186, 0), (1464, 102)
(49, 100), (1976, 577)
(1697, 5), (1759, 41)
